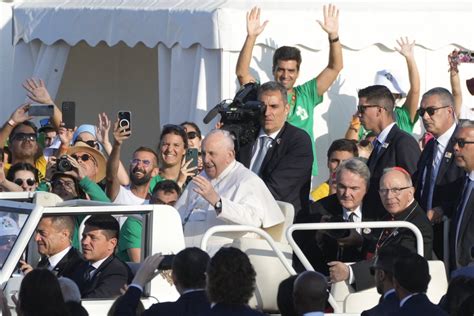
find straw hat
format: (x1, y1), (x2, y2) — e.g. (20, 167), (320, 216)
(66, 141), (107, 183)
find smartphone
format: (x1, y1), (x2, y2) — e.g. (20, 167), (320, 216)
(61, 101), (76, 129)
(158, 254), (175, 270)
(28, 104), (54, 116)
(185, 148), (199, 176)
(118, 111), (131, 132)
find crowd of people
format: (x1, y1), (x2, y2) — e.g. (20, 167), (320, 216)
(0, 3), (474, 316)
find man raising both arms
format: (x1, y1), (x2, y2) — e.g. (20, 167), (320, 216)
(236, 4), (343, 176)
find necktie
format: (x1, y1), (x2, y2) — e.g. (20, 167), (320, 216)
(37, 257), (50, 269)
(348, 212), (355, 222)
(83, 265), (96, 282)
(369, 140), (382, 171)
(420, 141), (437, 210)
(372, 140), (381, 157)
(251, 136), (272, 175)
(455, 177), (473, 262)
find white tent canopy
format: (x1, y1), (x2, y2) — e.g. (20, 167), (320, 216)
(4, 0), (474, 184)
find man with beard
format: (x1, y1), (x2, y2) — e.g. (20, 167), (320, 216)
(106, 121), (159, 205)
(107, 121), (159, 262)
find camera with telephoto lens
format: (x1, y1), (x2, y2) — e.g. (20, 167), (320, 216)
(56, 155), (72, 172)
(203, 82), (264, 151)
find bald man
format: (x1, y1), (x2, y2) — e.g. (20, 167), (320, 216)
(293, 271), (329, 316)
(175, 129), (284, 248)
(328, 167), (433, 291)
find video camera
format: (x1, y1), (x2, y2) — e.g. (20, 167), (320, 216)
(203, 82), (264, 150)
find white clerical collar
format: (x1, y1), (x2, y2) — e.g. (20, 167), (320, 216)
(47, 246), (71, 269)
(258, 127), (281, 140)
(435, 123), (456, 148)
(376, 122), (396, 145)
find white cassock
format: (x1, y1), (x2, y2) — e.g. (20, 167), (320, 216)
(175, 160), (284, 249)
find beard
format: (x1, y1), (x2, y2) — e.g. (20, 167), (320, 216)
(130, 167), (152, 186)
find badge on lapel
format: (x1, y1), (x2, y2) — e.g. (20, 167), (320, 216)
(363, 228), (372, 235)
(382, 142), (390, 149)
(444, 152), (452, 159)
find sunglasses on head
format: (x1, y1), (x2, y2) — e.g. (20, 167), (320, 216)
(453, 138), (474, 148)
(13, 178), (36, 186)
(71, 153), (92, 162)
(12, 133), (37, 142)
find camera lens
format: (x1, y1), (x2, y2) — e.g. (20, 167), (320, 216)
(119, 119), (129, 128)
(57, 157), (72, 172)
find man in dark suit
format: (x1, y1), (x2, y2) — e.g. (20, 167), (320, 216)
(358, 85), (421, 219)
(114, 247), (211, 316)
(19, 215), (84, 278)
(237, 81), (313, 218)
(300, 159), (376, 273)
(361, 244), (412, 316)
(414, 88), (465, 260)
(328, 167), (433, 291)
(451, 120), (474, 269)
(392, 252), (448, 315)
(71, 215), (132, 298)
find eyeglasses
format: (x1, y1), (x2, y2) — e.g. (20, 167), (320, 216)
(187, 131), (200, 140)
(453, 138), (474, 148)
(0, 235), (16, 246)
(13, 178), (36, 186)
(76, 139), (100, 150)
(417, 106), (450, 117)
(357, 104), (380, 114)
(52, 179), (76, 189)
(378, 186), (411, 196)
(130, 158), (152, 167)
(72, 153), (92, 162)
(12, 133), (37, 142)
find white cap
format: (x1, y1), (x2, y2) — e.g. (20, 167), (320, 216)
(374, 69), (407, 97)
(0, 216), (19, 237)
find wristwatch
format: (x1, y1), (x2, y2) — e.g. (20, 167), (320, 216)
(214, 199), (222, 215)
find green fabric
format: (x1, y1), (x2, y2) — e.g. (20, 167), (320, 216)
(148, 175), (165, 193)
(287, 78), (323, 176)
(79, 177), (110, 202)
(357, 104), (419, 140)
(117, 217), (142, 262)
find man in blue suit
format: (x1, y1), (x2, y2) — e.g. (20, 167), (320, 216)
(114, 247), (210, 316)
(392, 252), (447, 315)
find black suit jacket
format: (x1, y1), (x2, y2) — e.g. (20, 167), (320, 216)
(362, 290), (399, 316)
(414, 127), (465, 217)
(237, 122), (313, 218)
(351, 201), (433, 291)
(47, 247), (85, 279)
(114, 287), (210, 316)
(200, 303), (266, 316)
(72, 255), (132, 299)
(450, 182), (474, 268)
(389, 294), (448, 316)
(365, 124), (421, 219)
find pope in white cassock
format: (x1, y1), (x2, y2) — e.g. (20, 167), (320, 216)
(175, 129), (284, 248)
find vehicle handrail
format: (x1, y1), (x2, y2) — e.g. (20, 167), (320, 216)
(286, 221), (424, 273)
(200, 225), (341, 313)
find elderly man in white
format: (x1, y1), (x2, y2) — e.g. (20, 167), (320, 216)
(175, 129), (284, 248)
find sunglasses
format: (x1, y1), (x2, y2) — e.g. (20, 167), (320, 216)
(417, 105), (450, 117)
(72, 153), (92, 162)
(12, 133), (37, 142)
(0, 235), (16, 246)
(76, 139), (100, 149)
(187, 131), (200, 140)
(357, 104), (380, 114)
(13, 178), (36, 186)
(453, 138), (474, 148)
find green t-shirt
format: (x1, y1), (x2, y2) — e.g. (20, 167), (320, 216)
(149, 175), (165, 193)
(116, 216), (142, 262)
(358, 104), (419, 139)
(287, 78), (323, 176)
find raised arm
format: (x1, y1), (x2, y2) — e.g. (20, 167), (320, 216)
(448, 50), (462, 118)
(315, 4), (343, 96)
(106, 121), (131, 202)
(23, 78), (62, 129)
(0, 104), (32, 149)
(235, 7), (268, 85)
(395, 37), (420, 123)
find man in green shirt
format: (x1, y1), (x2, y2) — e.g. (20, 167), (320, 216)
(236, 5), (343, 176)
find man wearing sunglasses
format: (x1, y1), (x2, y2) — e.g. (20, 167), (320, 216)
(451, 120), (474, 269)
(414, 87), (465, 260)
(357, 85), (420, 220)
